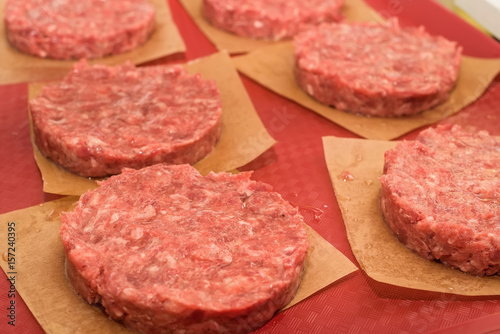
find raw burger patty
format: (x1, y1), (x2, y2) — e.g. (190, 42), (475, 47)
(30, 60), (222, 178)
(61, 164), (309, 334)
(294, 19), (462, 117)
(380, 125), (500, 276)
(4, 0), (155, 60)
(202, 0), (343, 40)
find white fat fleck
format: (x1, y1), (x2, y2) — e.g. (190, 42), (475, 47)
(155, 102), (166, 110)
(157, 252), (177, 268)
(130, 228), (143, 240)
(68, 137), (79, 145)
(253, 21), (263, 28)
(169, 194), (190, 210)
(124, 70), (139, 79)
(110, 213), (119, 223)
(87, 137), (106, 148)
(221, 252), (232, 264)
(237, 182), (254, 197)
(238, 220), (254, 235)
(148, 265), (159, 273)
(87, 193), (101, 207)
(193, 98), (217, 104)
(222, 276), (239, 286)
(244, 249), (265, 259)
(122, 288), (137, 298)
(426, 173), (438, 184)
(166, 254), (177, 267)
(202, 189), (218, 199)
(135, 204), (156, 222)
(200, 280), (210, 289)
(109, 237), (127, 245)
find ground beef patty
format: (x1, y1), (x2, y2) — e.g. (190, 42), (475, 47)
(30, 60), (222, 178)
(61, 164), (309, 334)
(294, 19), (462, 117)
(202, 0), (343, 41)
(380, 125), (500, 276)
(4, 0), (155, 60)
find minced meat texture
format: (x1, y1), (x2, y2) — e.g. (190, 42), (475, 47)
(380, 125), (500, 276)
(294, 19), (462, 117)
(203, 0), (343, 40)
(30, 60), (222, 177)
(61, 164), (309, 333)
(4, 0), (155, 59)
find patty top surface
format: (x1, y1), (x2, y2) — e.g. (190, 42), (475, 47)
(60, 164), (309, 312)
(4, 0), (155, 39)
(205, 0), (342, 20)
(381, 125), (500, 236)
(30, 60), (222, 160)
(294, 19), (462, 96)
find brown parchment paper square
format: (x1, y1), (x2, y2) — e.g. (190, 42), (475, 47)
(0, 197), (358, 334)
(0, 0), (186, 85)
(322, 136), (500, 295)
(29, 51), (276, 196)
(233, 44), (500, 140)
(179, 0), (383, 54)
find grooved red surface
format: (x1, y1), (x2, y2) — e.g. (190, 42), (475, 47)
(1, 0), (500, 333)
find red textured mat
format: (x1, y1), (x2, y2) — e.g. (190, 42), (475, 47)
(1, 0), (500, 333)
